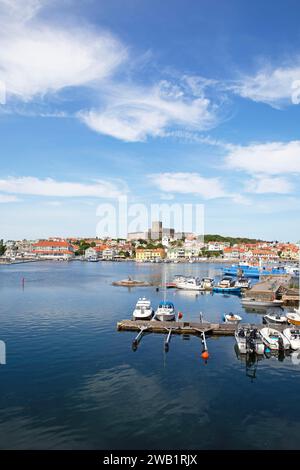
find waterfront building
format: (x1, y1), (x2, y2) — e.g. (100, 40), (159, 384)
(84, 246), (103, 260)
(166, 247), (186, 261)
(135, 247), (166, 262)
(32, 240), (75, 260)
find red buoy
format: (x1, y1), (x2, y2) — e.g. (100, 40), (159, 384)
(178, 312), (183, 320)
(201, 350), (209, 360)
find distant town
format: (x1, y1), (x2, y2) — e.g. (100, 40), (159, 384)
(0, 221), (299, 264)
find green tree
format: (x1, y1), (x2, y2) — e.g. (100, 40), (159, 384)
(0, 240), (6, 256)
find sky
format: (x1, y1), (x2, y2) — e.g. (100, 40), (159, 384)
(0, 0), (300, 241)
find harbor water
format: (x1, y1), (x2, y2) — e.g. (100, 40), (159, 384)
(0, 261), (300, 450)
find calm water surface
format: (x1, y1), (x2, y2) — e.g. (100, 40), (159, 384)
(0, 261), (299, 450)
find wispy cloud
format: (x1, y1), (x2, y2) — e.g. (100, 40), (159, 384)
(225, 140), (300, 175)
(0, 0), (127, 101)
(0, 176), (125, 198)
(147, 172), (251, 205)
(245, 176), (294, 194)
(79, 78), (221, 142)
(231, 62), (300, 107)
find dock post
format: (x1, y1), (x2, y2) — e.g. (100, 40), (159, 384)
(164, 328), (173, 352)
(201, 332), (209, 361)
(132, 326), (148, 351)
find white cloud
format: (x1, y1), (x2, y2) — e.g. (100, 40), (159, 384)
(246, 176), (293, 194)
(79, 79), (219, 142)
(225, 140), (300, 175)
(231, 63), (300, 107)
(149, 172), (228, 200)
(0, 194), (20, 203)
(0, 177), (124, 198)
(0, 0), (127, 100)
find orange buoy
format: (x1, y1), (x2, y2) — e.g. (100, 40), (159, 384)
(178, 312), (183, 319)
(201, 350), (209, 360)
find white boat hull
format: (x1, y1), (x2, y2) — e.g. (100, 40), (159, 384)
(155, 312), (176, 321)
(132, 310), (153, 320)
(283, 328), (300, 350)
(260, 327), (290, 351)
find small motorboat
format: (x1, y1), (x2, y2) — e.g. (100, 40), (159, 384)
(241, 298), (283, 308)
(263, 312), (288, 325)
(234, 277), (251, 289)
(223, 313), (242, 323)
(235, 327), (265, 355)
(286, 309), (300, 326)
(259, 327), (290, 351)
(213, 277), (241, 294)
(154, 301), (176, 321)
(283, 328), (300, 350)
(176, 277), (204, 291)
(201, 277), (214, 290)
(132, 298), (154, 320)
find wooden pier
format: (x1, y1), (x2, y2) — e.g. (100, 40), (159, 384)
(117, 319), (284, 336)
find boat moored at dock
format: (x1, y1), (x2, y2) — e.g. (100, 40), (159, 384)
(235, 327), (265, 355)
(132, 298), (154, 320)
(154, 301), (176, 321)
(241, 298), (283, 308)
(234, 277), (251, 289)
(176, 276), (204, 291)
(259, 327), (290, 351)
(263, 312), (288, 325)
(283, 328), (300, 350)
(223, 313), (242, 323)
(286, 309), (300, 326)
(213, 277), (241, 294)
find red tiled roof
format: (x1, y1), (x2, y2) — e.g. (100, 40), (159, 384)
(33, 240), (70, 247)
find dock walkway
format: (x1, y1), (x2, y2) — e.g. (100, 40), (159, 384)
(117, 319), (284, 336)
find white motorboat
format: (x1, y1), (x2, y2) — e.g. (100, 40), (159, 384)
(201, 277), (214, 290)
(286, 309), (300, 326)
(154, 301), (176, 321)
(223, 313), (242, 323)
(242, 298), (283, 308)
(234, 277), (251, 289)
(132, 298), (153, 320)
(176, 277), (204, 291)
(235, 327), (265, 355)
(263, 312), (288, 325)
(259, 327), (290, 351)
(283, 328), (300, 350)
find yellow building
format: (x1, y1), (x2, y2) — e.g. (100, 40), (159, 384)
(136, 248), (166, 262)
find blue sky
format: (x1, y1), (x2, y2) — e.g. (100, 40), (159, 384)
(0, 0), (300, 241)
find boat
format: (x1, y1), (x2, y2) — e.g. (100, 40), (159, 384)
(223, 313), (242, 323)
(87, 256), (99, 262)
(286, 309), (300, 326)
(213, 277), (241, 294)
(235, 327), (265, 355)
(283, 328), (300, 350)
(259, 327), (290, 351)
(241, 298), (283, 308)
(234, 277), (251, 289)
(201, 277), (214, 290)
(132, 298), (154, 320)
(263, 312), (288, 325)
(223, 263), (286, 278)
(176, 276), (204, 291)
(154, 301), (176, 321)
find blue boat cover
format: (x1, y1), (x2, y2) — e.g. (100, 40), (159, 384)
(159, 301), (174, 308)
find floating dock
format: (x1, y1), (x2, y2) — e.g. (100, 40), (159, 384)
(117, 319), (286, 336)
